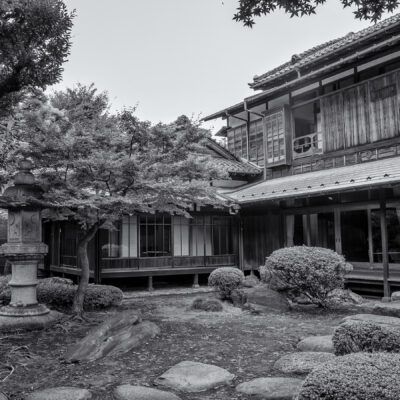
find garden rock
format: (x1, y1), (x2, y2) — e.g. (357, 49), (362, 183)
(242, 274), (260, 288)
(391, 291), (400, 302)
(24, 387), (92, 400)
(327, 289), (365, 305)
(155, 361), (235, 392)
(358, 301), (400, 318)
(342, 313), (400, 327)
(274, 352), (335, 374)
(236, 377), (303, 399)
(297, 335), (334, 353)
(64, 311), (159, 362)
(246, 286), (290, 313)
(114, 385), (181, 400)
(0, 393), (7, 400)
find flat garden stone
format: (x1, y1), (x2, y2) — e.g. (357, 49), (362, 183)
(297, 335), (334, 353)
(0, 393), (7, 400)
(24, 387), (92, 400)
(274, 352), (335, 375)
(154, 361), (235, 392)
(236, 377), (303, 399)
(342, 313), (400, 327)
(391, 291), (400, 302)
(114, 385), (181, 400)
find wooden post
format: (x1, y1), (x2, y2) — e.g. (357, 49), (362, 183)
(238, 219), (244, 270)
(334, 208), (342, 254)
(380, 189), (390, 302)
(94, 230), (101, 284)
(367, 209), (374, 268)
(192, 273), (199, 288)
(148, 276), (154, 292)
(285, 215), (294, 247)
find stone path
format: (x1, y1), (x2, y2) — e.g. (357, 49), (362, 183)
(236, 377), (303, 400)
(297, 335), (334, 353)
(24, 387), (92, 400)
(114, 385), (181, 400)
(274, 351), (335, 374)
(154, 361), (235, 392)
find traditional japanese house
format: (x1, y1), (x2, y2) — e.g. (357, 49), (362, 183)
(41, 138), (261, 288)
(204, 14), (400, 298)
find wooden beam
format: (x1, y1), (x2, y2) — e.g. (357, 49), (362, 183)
(380, 189), (391, 301)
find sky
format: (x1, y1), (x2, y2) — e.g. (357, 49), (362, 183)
(54, 1), (393, 133)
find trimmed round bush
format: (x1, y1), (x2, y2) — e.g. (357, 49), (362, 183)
(191, 297), (223, 312)
(0, 278), (123, 311)
(298, 352), (400, 400)
(262, 246), (347, 307)
(208, 267), (244, 299)
(333, 320), (400, 355)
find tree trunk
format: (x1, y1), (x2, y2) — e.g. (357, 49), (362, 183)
(72, 224), (99, 315)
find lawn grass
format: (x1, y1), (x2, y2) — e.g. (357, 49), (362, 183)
(0, 292), (349, 400)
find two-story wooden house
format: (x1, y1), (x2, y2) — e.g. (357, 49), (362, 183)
(205, 14), (400, 298)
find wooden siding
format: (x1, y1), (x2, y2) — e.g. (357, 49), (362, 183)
(322, 71), (400, 153)
(242, 212), (283, 268)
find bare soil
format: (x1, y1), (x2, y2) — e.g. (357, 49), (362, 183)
(0, 293), (350, 399)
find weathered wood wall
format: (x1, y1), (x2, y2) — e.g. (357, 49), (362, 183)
(322, 71), (400, 152)
(242, 211), (283, 268)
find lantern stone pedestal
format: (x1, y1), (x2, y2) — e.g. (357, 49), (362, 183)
(0, 160), (62, 331)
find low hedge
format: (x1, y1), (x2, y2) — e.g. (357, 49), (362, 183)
(0, 277), (123, 311)
(298, 352), (400, 400)
(333, 320), (400, 355)
(208, 267), (244, 299)
(262, 246), (348, 307)
(191, 297), (223, 312)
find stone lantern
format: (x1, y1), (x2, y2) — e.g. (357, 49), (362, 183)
(0, 160), (60, 329)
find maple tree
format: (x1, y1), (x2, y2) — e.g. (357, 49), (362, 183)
(1, 84), (230, 314)
(234, 0), (400, 27)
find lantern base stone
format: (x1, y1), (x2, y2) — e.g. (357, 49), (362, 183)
(0, 310), (63, 332)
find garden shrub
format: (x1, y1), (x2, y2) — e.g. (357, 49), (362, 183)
(262, 246), (347, 307)
(0, 278), (123, 311)
(298, 352), (400, 400)
(190, 297), (223, 312)
(208, 267), (244, 299)
(333, 320), (400, 355)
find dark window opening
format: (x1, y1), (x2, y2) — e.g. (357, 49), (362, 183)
(140, 215), (171, 257)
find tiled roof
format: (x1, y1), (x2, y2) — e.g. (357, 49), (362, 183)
(226, 157), (400, 203)
(251, 13), (400, 90)
(209, 157), (262, 176)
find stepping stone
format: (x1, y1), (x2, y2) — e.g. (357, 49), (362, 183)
(342, 313), (400, 327)
(24, 387), (92, 400)
(154, 361), (235, 392)
(274, 352), (335, 375)
(297, 335), (334, 353)
(236, 377), (303, 400)
(114, 385), (181, 400)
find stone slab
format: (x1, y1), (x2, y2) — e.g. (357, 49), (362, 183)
(236, 377), (303, 400)
(0, 393), (7, 400)
(274, 352), (335, 375)
(246, 286), (290, 313)
(342, 313), (400, 327)
(24, 387), (91, 400)
(65, 311), (159, 362)
(297, 335), (334, 353)
(356, 301), (400, 318)
(155, 361), (235, 392)
(0, 310), (63, 332)
(114, 385), (181, 400)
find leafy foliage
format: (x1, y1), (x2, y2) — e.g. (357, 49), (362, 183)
(234, 0), (400, 27)
(0, 0), (74, 117)
(333, 320), (400, 355)
(261, 246), (348, 307)
(191, 297), (224, 312)
(208, 267), (245, 299)
(298, 352), (400, 400)
(0, 84), (231, 312)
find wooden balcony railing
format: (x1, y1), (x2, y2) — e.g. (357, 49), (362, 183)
(293, 132), (323, 159)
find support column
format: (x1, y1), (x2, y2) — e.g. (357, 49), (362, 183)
(285, 215), (294, 247)
(334, 208), (342, 254)
(148, 276), (154, 292)
(238, 219), (244, 270)
(192, 273), (199, 288)
(380, 189), (390, 302)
